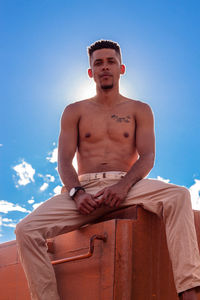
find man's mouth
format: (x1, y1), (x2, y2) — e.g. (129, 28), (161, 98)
(100, 74), (112, 78)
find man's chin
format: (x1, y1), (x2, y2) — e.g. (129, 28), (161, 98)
(101, 84), (114, 90)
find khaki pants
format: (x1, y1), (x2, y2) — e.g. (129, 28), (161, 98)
(15, 172), (200, 299)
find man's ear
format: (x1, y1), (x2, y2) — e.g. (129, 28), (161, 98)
(88, 68), (93, 78)
(120, 64), (126, 75)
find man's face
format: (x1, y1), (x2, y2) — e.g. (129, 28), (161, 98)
(88, 48), (125, 90)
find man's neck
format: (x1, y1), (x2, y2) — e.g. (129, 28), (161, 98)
(94, 86), (123, 107)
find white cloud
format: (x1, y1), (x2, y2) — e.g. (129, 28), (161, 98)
(28, 198), (35, 204)
(1, 217), (17, 231)
(47, 147), (58, 163)
(38, 174), (55, 192)
(2, 218), (13, 222)
(189, 179), (200, 210)
(0, 200), (31, 214)
(13, 160), (35, 186)
(3, 223), (16, 228)
(53, 185), (62, 195)
(156, 176), (170, 183)
(0, 216), (17, 229)
(32, 202), (44, 210)
(38, 174), (55, 182)
(0, 144), (3, 147)
(46, 174), (55, 182)
(40, 182), (49, 191)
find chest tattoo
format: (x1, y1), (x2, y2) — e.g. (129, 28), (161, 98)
(111, 114), (131, 123)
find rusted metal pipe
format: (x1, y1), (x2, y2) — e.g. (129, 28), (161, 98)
(51, 233), (108, 265)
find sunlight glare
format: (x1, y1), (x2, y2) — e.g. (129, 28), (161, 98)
(71, 77), (132, 102)
(73, 78), (96, 101)
(72, 153), (78, 172)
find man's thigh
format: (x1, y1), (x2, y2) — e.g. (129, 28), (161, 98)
(121, 178), (184, 215)
(16, 191), (113, 239)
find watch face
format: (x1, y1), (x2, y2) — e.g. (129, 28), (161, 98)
(69, 187), (76, 197)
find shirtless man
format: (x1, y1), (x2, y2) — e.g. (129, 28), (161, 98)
(15, 40), (200, 300)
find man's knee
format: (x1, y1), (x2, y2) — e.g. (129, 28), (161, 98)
(166, 185), (191, 210)
(15, 219), (45, 250)
(15, 216), (33, 242)
(15, 219), (27, 238)
(176, 186), (191, 203)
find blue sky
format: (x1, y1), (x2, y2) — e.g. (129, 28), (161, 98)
(0, 0), (200, 243)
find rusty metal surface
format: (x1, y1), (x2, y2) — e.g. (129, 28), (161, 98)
(52, 220), (117, 300)
(1, 207), (200, 299)
(114, 219), (134, 300)
(131, 207), (179, 300)
(51, 233), (107, 265)
(0, 241), (31, 300)
(94, 204), (138, 223)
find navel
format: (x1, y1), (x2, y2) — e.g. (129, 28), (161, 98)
(85, 133), (91, 138)
(124, 132), (129, 138)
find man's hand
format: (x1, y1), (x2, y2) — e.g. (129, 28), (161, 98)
(94, 182), (129, 208)
(74, 191), (98, 215)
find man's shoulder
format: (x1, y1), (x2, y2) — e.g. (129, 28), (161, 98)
(123, 97), (152, 111)
(63, 97), (153, 115)
(60, 99), (93, 127)
(64, 98), (93, 111)
(62, 98), (92, 117)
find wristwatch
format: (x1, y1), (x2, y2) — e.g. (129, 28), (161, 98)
(69, 186), (85, 199)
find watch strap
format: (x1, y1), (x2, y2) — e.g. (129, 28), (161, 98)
(71, 186), (85, 199)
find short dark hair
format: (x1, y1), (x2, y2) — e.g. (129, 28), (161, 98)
(87, 40), (122, 63)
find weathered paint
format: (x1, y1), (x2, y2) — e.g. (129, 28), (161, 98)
(1, 206), (200, 299)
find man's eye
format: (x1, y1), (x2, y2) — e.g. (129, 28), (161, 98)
(95, 62), (102, 66)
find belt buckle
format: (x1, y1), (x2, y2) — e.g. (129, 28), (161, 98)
(120, 172), (125, 178)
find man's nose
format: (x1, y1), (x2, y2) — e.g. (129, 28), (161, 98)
(102, 63), (109, 70)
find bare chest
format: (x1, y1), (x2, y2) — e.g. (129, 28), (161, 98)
(79, 107), (136, 143)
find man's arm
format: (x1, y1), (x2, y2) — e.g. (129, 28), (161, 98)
(120, 102), (155, 190)
(58, 104), (80, 190)
(58, 104), (98, 214)
(95, 102), (155, 207)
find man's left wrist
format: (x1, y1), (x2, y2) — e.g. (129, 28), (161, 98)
(69, 186), (85, 199)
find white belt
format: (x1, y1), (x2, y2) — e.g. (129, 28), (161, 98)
(78, 171), (127, 182)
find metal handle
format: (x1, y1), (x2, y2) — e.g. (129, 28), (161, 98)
(51, 233), (108, 265)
